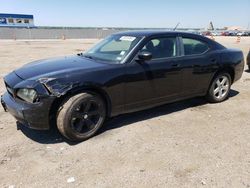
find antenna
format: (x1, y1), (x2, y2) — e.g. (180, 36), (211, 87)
(173, 22), (180, 31)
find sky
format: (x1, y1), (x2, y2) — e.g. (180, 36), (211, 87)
(0, 0), (250, 28)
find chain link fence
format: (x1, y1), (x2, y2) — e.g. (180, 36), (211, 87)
(0, 27), (124, 39)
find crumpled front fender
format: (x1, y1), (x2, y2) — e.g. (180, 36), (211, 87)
(38, 77), (80, 97)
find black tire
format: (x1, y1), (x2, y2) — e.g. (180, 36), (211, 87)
(206, 72), (231, 103)
(57, 93), (106, 141)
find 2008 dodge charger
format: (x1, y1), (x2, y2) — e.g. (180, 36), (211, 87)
(1, 31), (244, 141)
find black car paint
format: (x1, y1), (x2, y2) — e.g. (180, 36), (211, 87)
(1, 31), (244, 130)
(247, 50), (250, 69)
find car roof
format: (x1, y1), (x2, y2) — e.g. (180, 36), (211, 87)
(113, 30), (226, 50)
(113, 30), (198, 37)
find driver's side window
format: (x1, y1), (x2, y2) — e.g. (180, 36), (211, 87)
(141, 37), (177, 59)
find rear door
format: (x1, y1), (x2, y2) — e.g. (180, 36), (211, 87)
(179, 36), (219, 95)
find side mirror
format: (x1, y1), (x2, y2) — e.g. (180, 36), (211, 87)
(137, 51), (152, 62)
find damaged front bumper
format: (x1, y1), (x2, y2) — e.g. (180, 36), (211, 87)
(1, 92), (55, 130)
(2, 71), (78, 130)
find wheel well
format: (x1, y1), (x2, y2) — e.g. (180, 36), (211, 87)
(222, 67), (235, 83)
(48, 87), (111, 129)
(212, 67), (235, 83)
(206, 67), (235, 95)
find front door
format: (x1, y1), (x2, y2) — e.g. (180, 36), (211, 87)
(124, 36), (182, 112)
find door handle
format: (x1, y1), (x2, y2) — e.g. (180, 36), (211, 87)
(193, 64), (200, 67)
(210, 58), (217, 63)
(171, 63), (180, 67)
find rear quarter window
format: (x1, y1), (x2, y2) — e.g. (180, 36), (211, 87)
(182, 38), (209, 55)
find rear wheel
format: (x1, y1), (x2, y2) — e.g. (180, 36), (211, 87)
(206, 72), (231, 103)
(57, 93), (106, 141)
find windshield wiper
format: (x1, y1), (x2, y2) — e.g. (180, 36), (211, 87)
(83, 55), (94, 59)
(77, 52), (83, 56)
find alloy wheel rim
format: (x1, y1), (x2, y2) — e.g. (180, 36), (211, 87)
(213, 76), (229, 99)
(70, 99), (102, 134)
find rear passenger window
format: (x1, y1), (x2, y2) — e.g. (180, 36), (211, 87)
(182, 38), (209, 55)
(141, 37), (177, 59)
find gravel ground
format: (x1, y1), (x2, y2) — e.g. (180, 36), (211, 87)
(0, 37), (249, 188)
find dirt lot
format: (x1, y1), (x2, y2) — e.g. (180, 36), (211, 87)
(0, 37), (249, 188)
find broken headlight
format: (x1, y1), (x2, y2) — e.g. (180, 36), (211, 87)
(16, 88), (38, 103)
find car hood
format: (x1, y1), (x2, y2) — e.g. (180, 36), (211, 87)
(14, 55), (107, 80)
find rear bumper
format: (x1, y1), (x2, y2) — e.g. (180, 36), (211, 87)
(1, 92), (55, 130)
(233, 58), (245, 83)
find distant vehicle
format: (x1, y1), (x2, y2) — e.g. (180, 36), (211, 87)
(188, 31), (202, 35)
(221, 31), (237, 36)
(211, 31), (221, 36)
(201, 31), (211, 36)
(237, 32), (245, 36)
(238, 31), (250, 36)
(228, 31), (237, 36)
(221, 31), (229, 36)
(1, 31), (245, 141)
(247, 49), (250, 70)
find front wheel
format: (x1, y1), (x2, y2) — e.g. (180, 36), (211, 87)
(57, 93), (106, 142)
(206, 73), (231, 103)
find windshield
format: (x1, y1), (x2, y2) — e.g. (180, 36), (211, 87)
(83, 35), (142, 64)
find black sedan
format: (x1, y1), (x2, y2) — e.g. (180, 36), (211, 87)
(1, 31), (244, 141)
